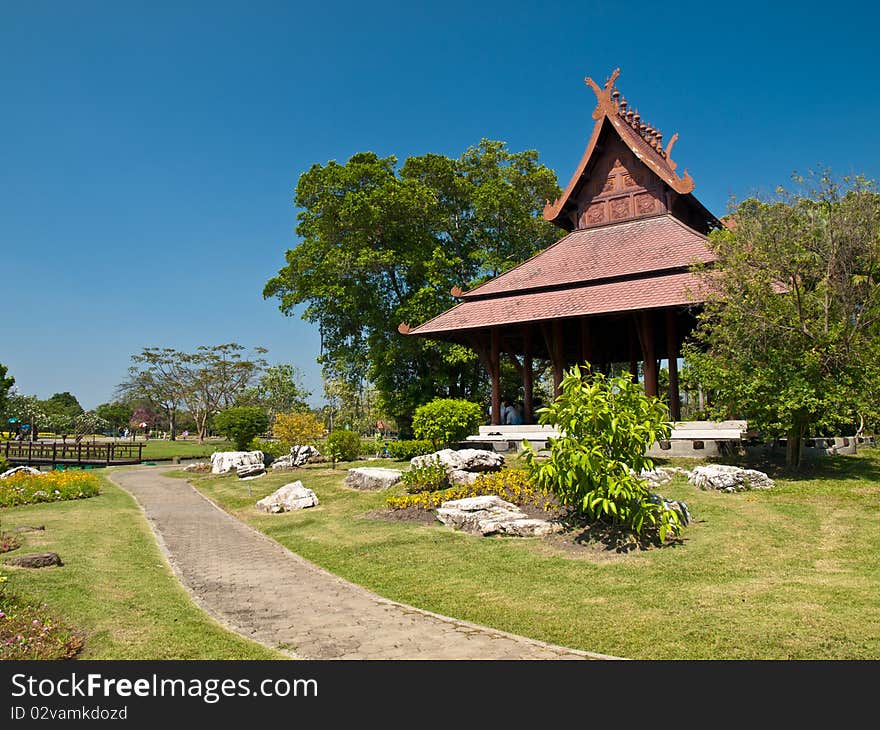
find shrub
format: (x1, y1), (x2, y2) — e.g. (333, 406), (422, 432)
(387, 439), (435, 460)
(213, 407), (270, 451)
(401, 458), (448, 493)
(523, 364), (682, 541)
(0, 456), (7, 473)
(326, 430), (361, 464)
(412, 398), (483, 448)
(272, 411), (325, 447)
(387, 468), (555, 512)
(0, 472), (101, 508)
(250, 438), (287, 461)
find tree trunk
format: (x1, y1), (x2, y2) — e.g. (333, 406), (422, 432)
(169, 410), (177, 441)
(786, 424), (805, 470)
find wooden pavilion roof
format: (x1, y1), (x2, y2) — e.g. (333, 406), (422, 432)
(399, 68), (719, 342)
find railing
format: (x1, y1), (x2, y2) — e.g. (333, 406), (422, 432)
(2, 440), (144, 466)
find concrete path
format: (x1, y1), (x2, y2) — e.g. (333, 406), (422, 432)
(111, 468), (617, 660)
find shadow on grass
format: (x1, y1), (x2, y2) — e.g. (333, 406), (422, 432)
(562, 516), (685, 554)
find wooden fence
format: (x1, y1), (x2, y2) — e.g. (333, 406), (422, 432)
(2, 440), (144, 466)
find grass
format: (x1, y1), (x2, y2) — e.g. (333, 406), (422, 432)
(139, 438), (234, 461)
(0, 471), (283, 659)
(186, 450), (880, 659)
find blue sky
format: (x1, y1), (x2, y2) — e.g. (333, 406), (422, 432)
(2, 0), (878, 409)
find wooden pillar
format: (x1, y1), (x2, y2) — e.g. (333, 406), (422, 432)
(522, 324), (534, 424)
(629, 321), (639, 383)
(490, 328), (501, 425)
(580, 318), (592, 370)
(666, 309), (681, 420)
(635, 312), (659, 398)
(551, 320), (564, 397)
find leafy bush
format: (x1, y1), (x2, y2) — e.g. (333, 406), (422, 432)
(401, 458), (448, 493)
(0, 456), (8, 473)
(250, 438), (287, 461)
(326, 430), (361, 464)
(523, 364), (682, 541)
(213, 407), (270, 451)
(387, 439), (435, 460)
(0, 472), (101, 508)
(387, 468), (555, 512)
(412, 398), (483, 448)
(272, 411), (325, 447)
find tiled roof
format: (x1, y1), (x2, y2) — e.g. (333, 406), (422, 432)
(462, 214), (713, 299)
(406, 271), (707, 336)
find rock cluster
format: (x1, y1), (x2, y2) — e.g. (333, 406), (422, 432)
(255, 481), (319, 513)
(270, 445), (321, 471)
(210, 451), (265, 475)
(344, 467), (403, 491)
(688, 464), (774, 492)
(436, 496), (561, 538)
(236, 463), (266, 479)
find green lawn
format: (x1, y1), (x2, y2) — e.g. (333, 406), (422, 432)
(186, 450), (880, 659)
(139, 438), (234, 461)
(0, 472), (283, 659)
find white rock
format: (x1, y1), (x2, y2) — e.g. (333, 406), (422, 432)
(236, 463), (266, 479)
(448, 469), (480, 486)
(688, 464), (774, 492)
(436, 495), (561, 537)
(255, 481), (319, 513)
(210, 450), (265, 474)
(270, 445), (320, 470)
(344, 467), (403, 491)
(410, 448), (504, 473)
(0, 466), (44, 479)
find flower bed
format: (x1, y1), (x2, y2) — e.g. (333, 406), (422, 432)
(0, 588), (84, 660)
(0, 472), (101, 508)
(386, 468), (558, 513)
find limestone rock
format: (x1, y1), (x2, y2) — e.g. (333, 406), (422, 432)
(638, 466), (690, 487)
(436, 495), (561, 538)
(448, 469), (480, 486)
(688, 464), (774, 493)
(183, 462), (211, 473)
(236, 463), (266, 479)
(410, 448), (504, 473)
(255, 481), (319, 513)
(270, 445), (321, 470)
(0, 466), (43, 479)
(5, 552), (63, 568)
(210, 450), (265, 475)
(344, 467), (403, 491)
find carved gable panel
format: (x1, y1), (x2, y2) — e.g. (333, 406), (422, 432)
(575, 134), (667, 229)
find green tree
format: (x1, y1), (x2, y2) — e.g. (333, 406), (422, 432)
(119, 344), (268, 443)
(684, 172), (880, 468)
(95, 402), (134, 433)
(214, 406), (270, 451)
(239, 364), (311, 419)
(264, 141), (562, 433)
(0, 364), (15, 414)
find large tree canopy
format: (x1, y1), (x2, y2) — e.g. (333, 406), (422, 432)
(264, 139), (562, 432)
(0, 364), (14, 413)
(684, 172), (880, 468)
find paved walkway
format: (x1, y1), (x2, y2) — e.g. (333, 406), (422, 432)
(111, 468), (617, 660)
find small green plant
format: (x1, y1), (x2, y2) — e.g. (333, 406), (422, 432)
(326, 430), (361, 465)
(387, 439), (435, 460)
(213, 407), (270, 451)
(523, 364), (683, 541)
(0, 456), (8, 473)
(412, 398), (483, 448)
(401, 457), (448, 493)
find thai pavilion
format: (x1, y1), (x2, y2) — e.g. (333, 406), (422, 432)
(399, 69), (720, 426)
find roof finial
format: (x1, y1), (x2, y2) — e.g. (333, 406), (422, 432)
(619, 97), (628, 115)
(633, 110), (641, 130)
